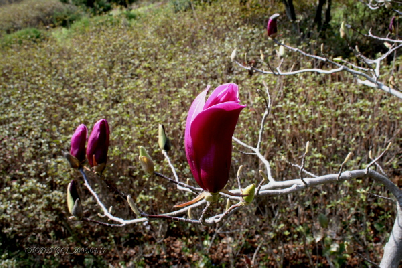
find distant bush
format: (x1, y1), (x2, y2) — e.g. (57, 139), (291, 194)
(0, 27), (46, 46)
(59, 0), (138, 15)
(170, 0), (192, 12)
(0, 0), (79, 34)
(0, 0), (23, 6)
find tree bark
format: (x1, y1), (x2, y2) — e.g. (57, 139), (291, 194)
(380, 199), (402, 267)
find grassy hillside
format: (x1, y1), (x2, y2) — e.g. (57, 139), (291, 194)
(0, 0), (401, 266)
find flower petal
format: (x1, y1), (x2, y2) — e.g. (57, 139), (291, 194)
(185, 86), (210, 181)
(204, 83), (239, 110)
(189, 102), (245, 192)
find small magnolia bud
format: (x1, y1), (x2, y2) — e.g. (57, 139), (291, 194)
(320, 43), (324, 54)
(67, 180), (80, 215)
(260, 50), (264, 62)
(236, 165), (243, 179)
(127, 195), (140, 216)
(305, 141), (310, 154)
(72, 198), (83, 218)
(340, 21), (346, 39)
(343, 152), (353, 164)
(242, 184), (256, 204)
(318, 213), (329, 229)
(231, 48), (237, 62)
(389, 16), (396, 33)
(267, 13), (280, 38)
(279, 45), (285, 58)
(226, 199), (231, 211)
(158, 124), (171, 152)
(138, 146), (154, 175)
(187, 207), (193, 219)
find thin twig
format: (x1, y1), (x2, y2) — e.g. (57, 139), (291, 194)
(154, 171), (202, 193)
(365, 143), (392, 174)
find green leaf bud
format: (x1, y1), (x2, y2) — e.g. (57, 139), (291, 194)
(138, 146), (154, 174)
(242, 184), (256, 204)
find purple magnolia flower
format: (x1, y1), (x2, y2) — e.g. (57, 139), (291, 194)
(70, 124), (88, 163)
(87, 119), (110, 167)
(267, 13), (280, 38)
(185, 83), (246, 193)
(389, 16), (396, 33)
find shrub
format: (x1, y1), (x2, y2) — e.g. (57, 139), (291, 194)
(0, 0), (78, 34)
(60, 0), (138, 15)
(0, 27), (46, 46)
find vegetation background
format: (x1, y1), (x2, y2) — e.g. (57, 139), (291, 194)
(0, 0), (401, 267)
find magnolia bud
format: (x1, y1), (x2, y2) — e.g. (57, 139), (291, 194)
(318, 213), (329, 229)
(67, 180), (80, 215)
(158, 124), (171, 152)
(242, 184), (256, 204)
(87, 119), (110, 173)
(187, 207), (193, 219)
(127, 195), (140, 216)
(72, 198), (83, 218)
(340, 21), (346, 39)
(279, 45), (285, 58)
(226, 199), (231, 211)
(138, 146), (154, 174)
(231, 48), (237, 62)
(389, 16), (396, 33)
(267, 14), (280, 38)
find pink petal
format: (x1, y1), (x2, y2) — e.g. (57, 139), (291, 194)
(204, 83), (239, 110)
(189, 102), (245, 193)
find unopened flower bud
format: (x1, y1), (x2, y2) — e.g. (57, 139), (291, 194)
(389, 16), (396, 33)
(242, 184), (256, 204)
(87, 119), (110, 173)
(127, 195), (140, 216)
(158, 124), (171, 152)
(70, 124), (88, 165)
(138, 146), (154, 174)
(226, 199), (231, 211)
(67, 180), (80, 215)
(231, 49), (237, 62)
(267, 14), (280, 38)
(72, 198), (83, 218)
(340, 21), (346, 39)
